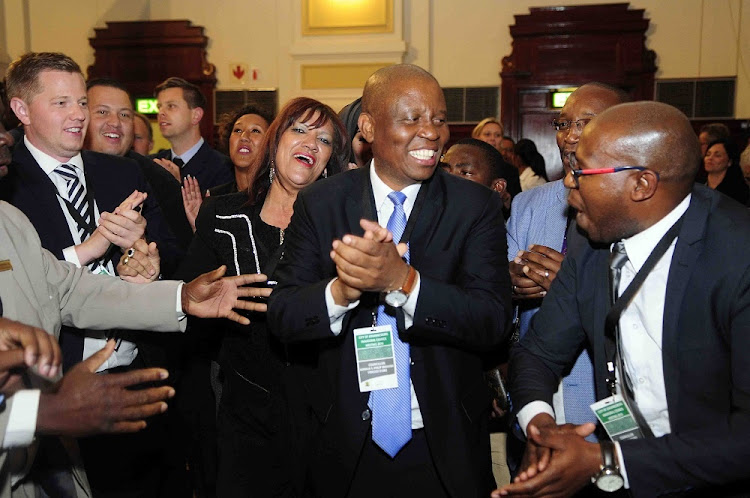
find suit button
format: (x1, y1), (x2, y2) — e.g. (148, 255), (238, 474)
(361, 409), (371, 421)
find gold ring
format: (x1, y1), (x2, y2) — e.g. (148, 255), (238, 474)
(123, 256), (130, 265)
(544, 271), (549, 278)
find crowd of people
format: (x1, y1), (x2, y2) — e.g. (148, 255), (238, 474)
(0, 51), (748, 498)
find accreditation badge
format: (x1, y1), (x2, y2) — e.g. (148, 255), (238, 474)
(591, 394), (645, 441)
(353, 325), (399, 392)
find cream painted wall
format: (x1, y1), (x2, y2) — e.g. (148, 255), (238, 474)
(2, 0), (749, 117)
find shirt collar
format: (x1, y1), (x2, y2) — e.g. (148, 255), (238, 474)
(173, 137), (204, 164)
(619, 193), (691, 272)
(24, 135), (84, 176)
(369, 159), (422, 216)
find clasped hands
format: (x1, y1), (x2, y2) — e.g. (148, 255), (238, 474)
(492, 413), (603, 498)
(511, 245), (564, 300)
(330, 219), (409, 306)
(77, 190), (148, 266)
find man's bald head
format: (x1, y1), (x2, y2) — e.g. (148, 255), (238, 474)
(361, 64), (439, 116)
(585, 101), (700, 191)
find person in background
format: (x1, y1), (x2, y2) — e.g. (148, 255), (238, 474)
(339, 97), (371, 170)
(513, 138), (547, 191)
(132, 112), (154, 156)
(473, 117), (504, 151)
(181, 104), (274, 232)
(703, 138), (749, 205)
(698, 122), (730, 157)
(442, 137), (521, 216)
(151, 77), (233, 190)
(740, 134), (750, 185)
(176, 96), (348, 497)
(498, 136), (515, 164)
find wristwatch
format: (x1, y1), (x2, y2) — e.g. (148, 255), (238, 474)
(384, 265), (418, 308)
(594, 440), (624, 492)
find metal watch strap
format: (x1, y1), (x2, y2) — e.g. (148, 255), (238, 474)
(600, 440), (616, 469)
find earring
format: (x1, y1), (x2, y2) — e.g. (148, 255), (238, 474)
(323, 167), (328, 179)
(269, 161), (275, 183)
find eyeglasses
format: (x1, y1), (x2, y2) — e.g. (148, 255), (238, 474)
(567, 166), (657, 188)
(552, 118), (591, 133)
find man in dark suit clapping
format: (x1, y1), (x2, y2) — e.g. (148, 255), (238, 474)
(268, 64), (512, 497)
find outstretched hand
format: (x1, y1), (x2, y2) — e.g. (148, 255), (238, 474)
(181, 175), (204, 233)
(0, 317), (61, 393)
(37, 340), (174, 437)
(181, 266), (272, 325)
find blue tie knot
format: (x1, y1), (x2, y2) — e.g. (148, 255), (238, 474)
(388, 191), (406, 207)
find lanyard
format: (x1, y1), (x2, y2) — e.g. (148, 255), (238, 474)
(603, 214), (685, 390)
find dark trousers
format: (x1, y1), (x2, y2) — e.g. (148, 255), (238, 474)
(346, 429), (450, 498)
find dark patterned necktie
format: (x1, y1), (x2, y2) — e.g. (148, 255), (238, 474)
(54, 164), (91, 240)
(172, 156), (184, 167)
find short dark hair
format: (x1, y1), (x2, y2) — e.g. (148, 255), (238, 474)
(133, 112), (153, 141)
(6, 52), (81, 102)
(699, 123), (730, 143)
(219, 104), (275, 154)
(86, 77), (134, 107)
(453, 138), (522, 197)
(154, 77), (206, 109)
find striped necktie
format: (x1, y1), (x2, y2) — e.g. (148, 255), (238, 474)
(54, 163), (92, 240)
(370, 190), (412, 457)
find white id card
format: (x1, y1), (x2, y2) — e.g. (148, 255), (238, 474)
(353, 325), (398, 392)
(591, 394), (644, 441)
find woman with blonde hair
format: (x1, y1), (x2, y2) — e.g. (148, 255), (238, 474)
(472, 117), (504, 151)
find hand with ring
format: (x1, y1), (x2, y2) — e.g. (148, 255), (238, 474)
(117, 239), (160, 283)
(515, 244), (565, 293)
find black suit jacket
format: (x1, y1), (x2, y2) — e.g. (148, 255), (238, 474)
(268, 167), (512, 497)
(0, 141), (178, 368)
(151, 141), (233, 191)
(510, 185), (750, 497)
(126, 150), (193, 251)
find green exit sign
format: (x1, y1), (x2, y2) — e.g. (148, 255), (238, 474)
(551, 90), (576, 109)
(136, 98), (159, 114)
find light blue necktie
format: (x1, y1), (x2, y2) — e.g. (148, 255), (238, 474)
(370, 191), (412, 457)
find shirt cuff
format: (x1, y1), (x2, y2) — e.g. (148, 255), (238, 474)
(517, 401), (556, 436)
(614, 442), (630, 488)
(63, 245), (81, 267)
(3, 390), (40, 449)
(401, 271), (420, 330)
(176, 282), (186, 321)
(325, 278), (359, 336)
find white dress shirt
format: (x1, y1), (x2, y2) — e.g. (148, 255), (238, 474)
(324, 161), (425, 429)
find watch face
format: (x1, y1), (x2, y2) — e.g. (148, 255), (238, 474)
(596, 472), (624, 492)
(385, 290), (408, 308)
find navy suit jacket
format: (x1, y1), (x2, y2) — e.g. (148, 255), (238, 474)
(151, 141), (233, 191)
(510, 185), (750, 497)
(0, 140), (178, 368)
(268, 167), (512, 497)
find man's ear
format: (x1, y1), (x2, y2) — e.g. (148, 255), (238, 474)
(491, 178), (507, 194)
(191, 107), (204, 125)
(631, 170), (658, 201)
(359, 112), (374, 144)
(9, 97), (31, 126)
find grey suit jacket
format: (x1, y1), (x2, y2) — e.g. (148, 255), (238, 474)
(0, 201), (185, 497)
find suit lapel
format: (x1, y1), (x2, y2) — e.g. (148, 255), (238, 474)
(661, 190), (708, 423)
(10, 143), (76, 257)
(407, 170), (444, 268)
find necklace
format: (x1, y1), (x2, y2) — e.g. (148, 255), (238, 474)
(279, 228), (285, 245)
